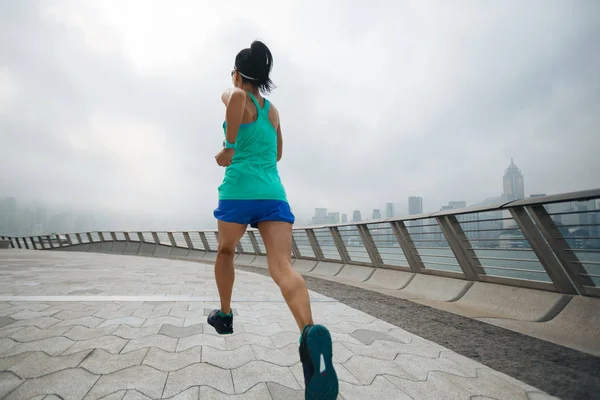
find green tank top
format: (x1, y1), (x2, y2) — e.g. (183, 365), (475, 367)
(218, 92), (288, 202)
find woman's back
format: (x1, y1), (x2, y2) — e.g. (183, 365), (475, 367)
(218, 92), (287, 201)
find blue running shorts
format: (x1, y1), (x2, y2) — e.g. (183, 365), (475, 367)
(213, 200), (295, 228)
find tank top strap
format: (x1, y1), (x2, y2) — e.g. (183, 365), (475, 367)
(246, 92), (269, 117)
(246, 92), (261, 111)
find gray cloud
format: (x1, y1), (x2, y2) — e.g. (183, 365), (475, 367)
(1, 0), (598, 230)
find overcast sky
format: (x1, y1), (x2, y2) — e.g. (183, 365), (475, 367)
(1, 0), (599, 229)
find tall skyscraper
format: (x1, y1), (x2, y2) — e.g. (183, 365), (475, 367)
(341, 214), (348, 223)
(372, 209), (381, 220)
(503, 158), (525, 201)
(501, 158), (525, 229)
(408, 197), (423, 215)
(352, 210), (362, 222)
(385, 203), (395, 218)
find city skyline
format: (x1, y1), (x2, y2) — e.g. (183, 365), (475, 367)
(5, 158), (598, 235)
(305, 159), (534, 225)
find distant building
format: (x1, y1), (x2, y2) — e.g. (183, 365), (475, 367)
(501, 159), (525, 228)
(589, 201), (600, 249)
(311, 208), (341, 225)
(408, 197), (424, 241)
(352, 210), (362, 222)
(385, 203), (395, 218)
(341, 214), (348, 223)
(408, 197), (423, 215)
(545, 200), (599, 249)
(311, 208), (327, 225)
(372, 209), (381, 220)
(440, 201), (477, 239)
(449, 201), (467, 209)
(0, 197), (18, 235)
(502, 158), (525, 201)
(440, 201), (466, 211)
(328, 212), (340, 224)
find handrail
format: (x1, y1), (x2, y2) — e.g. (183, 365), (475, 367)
(2, 189), (599, 297)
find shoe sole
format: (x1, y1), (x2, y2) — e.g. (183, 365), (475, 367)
(305, 324), (338, 400)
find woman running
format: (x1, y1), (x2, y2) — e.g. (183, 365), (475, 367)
(207, 40), (339, 399)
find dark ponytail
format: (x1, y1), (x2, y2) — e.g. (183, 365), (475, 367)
(234, 40), (275, 94)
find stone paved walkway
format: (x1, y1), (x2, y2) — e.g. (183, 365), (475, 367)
(0, 250), (558, 399)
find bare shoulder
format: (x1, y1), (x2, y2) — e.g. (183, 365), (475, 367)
(221, 88), (246, 105)
(268, 101), (280, 127)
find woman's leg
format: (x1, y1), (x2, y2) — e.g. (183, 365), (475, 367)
(257, 221), (313, 331)
(215, 220), (247, 315)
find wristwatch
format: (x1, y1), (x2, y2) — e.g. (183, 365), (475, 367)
(223, 140), (236, 149)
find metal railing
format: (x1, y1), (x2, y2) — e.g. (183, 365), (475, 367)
(2, 189), (599, 297)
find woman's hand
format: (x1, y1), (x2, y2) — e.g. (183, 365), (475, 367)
(215, 148), (234, 167)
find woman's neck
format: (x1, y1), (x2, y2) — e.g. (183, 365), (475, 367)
(240, 83), (260, 98)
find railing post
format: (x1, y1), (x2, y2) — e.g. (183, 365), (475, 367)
(330, 227), (350, 264)
(22, 237), (30, 250)
(52, 234), (62, 248)
(98, 232), (106, 242)
(167, 232), (179, 247)
(510, 206), (579, 295)
(66, 234), (74, 246)
(86, 233), (93, 243)
(198, 232), (211, 251)
(357, 224), (383, 267)
(306, 229), (325, 261)
(526, 205), (592, 289)
(247, 231), (261, 255)
(436, 215), (482, 280)
(111, 232), (118, 242)
(183, 232), (195, 249)
(235, 242), (244, 254)
(45, 235), (54, 249)
(151, 232), (160, 244)
(15, 237), (22, 249)
(291, 233), (301, 259)
(391, 221), (424, 273)
(137, 232), (145, 242)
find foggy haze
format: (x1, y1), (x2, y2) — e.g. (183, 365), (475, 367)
(1, 1), (599, 231)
